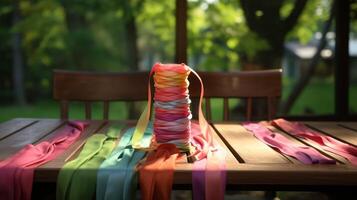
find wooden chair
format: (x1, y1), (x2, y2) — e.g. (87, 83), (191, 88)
(53, 70), (149, 120)
(189, 69), (282, 121)
(53, 69), (282, 121)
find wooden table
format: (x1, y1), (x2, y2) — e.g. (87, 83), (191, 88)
(1, 118), (357, 193)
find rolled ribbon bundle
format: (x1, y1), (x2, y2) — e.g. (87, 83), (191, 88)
(132, 63), (226, 200)
(153, 63), (192, 151)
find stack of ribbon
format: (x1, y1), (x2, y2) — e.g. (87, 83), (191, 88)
(133, 63), (226, 200)
(153, 64), (192, 151)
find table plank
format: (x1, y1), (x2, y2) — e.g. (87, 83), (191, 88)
(307, 122), (357, 146)
(223, 163), (357, 187)
(266, 123), (345, 164)
(275, 122), (350, 164)
(173, 124), (240, 185)
(338, 122), (357, 132)
(0, 118), (37, 141)
(301, 122), (357, 165)
(63, 121), (129, 163)
(264, 124), (317, 164)
(35, 120), (106, 182)
(213, 123), (290, 164)
(35, 120), (159, 182)
(0, 119), (64, 159)
(1, 119), (357, 189)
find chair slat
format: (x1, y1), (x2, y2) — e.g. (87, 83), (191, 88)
(205, 98), (211, 121)
(267, 96), (277, 120)
(103, 101), (109, 120)
(85, 102), (92, 120)
(60, 101), (69, 120)
(223, 98), (229, 121)
(246, 98), (252, 121)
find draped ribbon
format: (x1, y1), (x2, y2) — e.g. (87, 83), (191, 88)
(272, 119), (357, 165)
(132, 63), (226, 200)
(0, 121), (86, 200)
(56, 124), (123, 200)
(139, 144), (179, 200)
(242, 122), (335, 164)
(96, 125), (153, 200)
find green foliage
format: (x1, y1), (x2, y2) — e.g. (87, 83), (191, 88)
(2, 0), (332, 72)
(286, 0), (331, 43)
(137, 0), (175, 66)
(187, 0), (331, 70)
(0, 0), (341, 117)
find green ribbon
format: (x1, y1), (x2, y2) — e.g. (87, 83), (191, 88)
(97, 123), (153, 200)
(56, 124), (123, 200)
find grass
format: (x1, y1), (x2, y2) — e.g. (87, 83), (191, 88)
(282, 78), (357, 115)
(1, 79), (356, 122)
(282, 78), (335, 115)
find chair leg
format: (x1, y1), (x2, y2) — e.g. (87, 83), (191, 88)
(264, 191), (277, 200)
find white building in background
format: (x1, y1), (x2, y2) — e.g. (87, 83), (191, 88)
(282, 32), (357, 82)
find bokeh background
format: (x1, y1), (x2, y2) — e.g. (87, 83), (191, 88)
(1, 0), (356, 121)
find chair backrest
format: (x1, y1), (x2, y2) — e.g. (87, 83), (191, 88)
(188, 69), (282, 121)
(53, 70), (149, 120)
(53, 69), (281, 121)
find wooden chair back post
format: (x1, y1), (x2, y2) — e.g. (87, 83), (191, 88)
(53, 70), (149, 120)
(189, 69), (282, 121)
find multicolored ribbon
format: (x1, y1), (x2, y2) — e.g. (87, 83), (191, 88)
(96, 125), (153, 200)
(0, 121), (86, 200)
(153, 64), (192, 151)
(242, 122), (335, 164)
(132, 63), (226, 200)
(139, 143), (179, 200)
(272, 119), (357, 165)
(56, 124), (122, 200)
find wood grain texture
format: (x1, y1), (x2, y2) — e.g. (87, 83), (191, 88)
(189, 69), (282, 98)
(53, 70), (149, 101)
(339, 122), (357, 132)
(0, 119), (64, 147)
(173, 123), (240, 185)
(35, 120), (105, 182)
(0, 119), (63, 160)
(307, 122), (357, 146)
(0, 118), (37, 141)
(213, 123), (289, 164)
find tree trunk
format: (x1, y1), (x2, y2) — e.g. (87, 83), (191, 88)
(239, 0), (307, 119)
(240, 0), (307, 69)
(61, 0), (88, 69)
(123, 1), (140, 71)
(122, 1), (142, 118)
(12, 0), (26, 105)
(281, 1), (335, 115)
(244, 38), (285, 69)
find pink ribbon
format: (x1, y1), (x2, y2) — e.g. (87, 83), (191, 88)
(242, 122), (335, 164)
(272, 119), (357, 165)
(0, 121), (86, 200)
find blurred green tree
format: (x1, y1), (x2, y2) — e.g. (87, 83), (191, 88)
(187, 0), (331, 71)
(0, 0), (331, 107)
